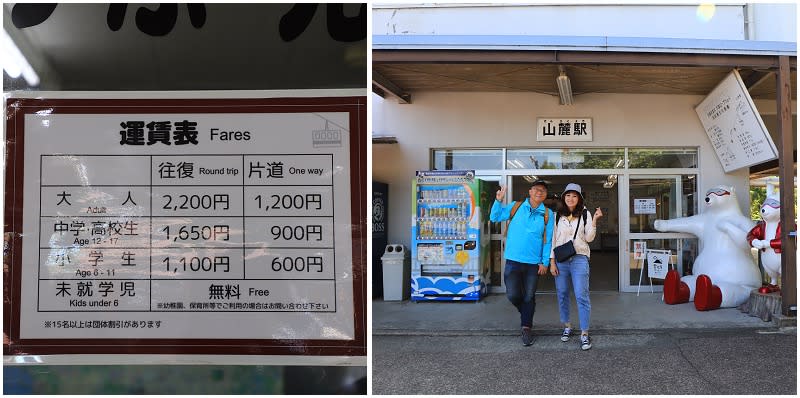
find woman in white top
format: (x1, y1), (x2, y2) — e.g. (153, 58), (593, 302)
(549, 183), (603, 351)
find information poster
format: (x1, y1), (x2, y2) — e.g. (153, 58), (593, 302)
(633, 198), (656, 215)
(695, 69), (778, 172)
(633, 241), (647, 260)
(646, 250), (670, 279)
(4, 93), (366, 359)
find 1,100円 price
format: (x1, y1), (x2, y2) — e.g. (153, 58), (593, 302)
(163, 256), (230, 273)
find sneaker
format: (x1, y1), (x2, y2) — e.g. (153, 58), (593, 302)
(521, 327), (533, 346)
(560, 327), (572, 342)
(580, 334), (592, 351)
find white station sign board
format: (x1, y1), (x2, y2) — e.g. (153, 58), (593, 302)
(695, 69), (778, 173)
(536, 118), (593, 142)
(4, 91), (366, 362)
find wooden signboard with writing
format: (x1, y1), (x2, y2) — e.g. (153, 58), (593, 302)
(695, 70), (778, 173)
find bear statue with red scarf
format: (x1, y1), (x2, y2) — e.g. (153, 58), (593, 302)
(747, 197), (788, 294)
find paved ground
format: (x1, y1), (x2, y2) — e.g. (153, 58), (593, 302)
(372, 292), (796, 395)
(373, 292), (772, 334)
(372, 328), (797, 395)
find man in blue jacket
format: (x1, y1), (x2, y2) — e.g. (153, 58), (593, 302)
(490, 180), (554, 346)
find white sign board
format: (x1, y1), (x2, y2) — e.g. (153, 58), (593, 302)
(695, 70), (778, 172)
(634, 198), (657, 215)
(646, 250), (671, 279)
(4, 92), (366, 360)
(537, 118), (593, 141)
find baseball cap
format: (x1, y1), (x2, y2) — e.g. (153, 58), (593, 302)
(531, 179), (548, 189)
(563, 182), (583, 198)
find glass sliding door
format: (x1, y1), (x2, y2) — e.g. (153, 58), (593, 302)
(623, 175), (697, 292)
(475, 175), (503, 292)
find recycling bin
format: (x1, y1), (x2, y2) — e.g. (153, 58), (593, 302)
(381, 244), (410, 301)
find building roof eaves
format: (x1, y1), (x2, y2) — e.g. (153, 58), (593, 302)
(373, 35), (797, 57)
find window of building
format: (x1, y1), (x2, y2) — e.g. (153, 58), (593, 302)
(628, 148), (698, 169)
(432, 147), (699, 171)
(431, 149), (504, 170)
(506, 148), (625, 170)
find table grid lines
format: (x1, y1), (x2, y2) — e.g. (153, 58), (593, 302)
(38, 154), (337, 313)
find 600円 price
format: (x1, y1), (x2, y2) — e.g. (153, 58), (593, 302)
(270, 256), (323, 273)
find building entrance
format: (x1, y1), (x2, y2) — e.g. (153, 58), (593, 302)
(502, 175), (619, 292)
(447, 147), (699, 294)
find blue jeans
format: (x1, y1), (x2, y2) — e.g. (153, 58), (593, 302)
(554, 254), (591, 332)
(504, 259), (540, 328)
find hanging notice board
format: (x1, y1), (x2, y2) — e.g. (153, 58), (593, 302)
(3, 91), (366, 363)
(694, 69), (778, 173)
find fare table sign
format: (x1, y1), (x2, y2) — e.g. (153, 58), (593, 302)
(3, 92), (366, 361)
(695, 69), (778, 172)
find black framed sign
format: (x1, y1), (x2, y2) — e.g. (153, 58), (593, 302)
(4, 91), (366, 363)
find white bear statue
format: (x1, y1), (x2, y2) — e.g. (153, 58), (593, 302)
(654, 186), (760, 310)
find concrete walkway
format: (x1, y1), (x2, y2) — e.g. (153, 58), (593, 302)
(373, 292), (775, 335)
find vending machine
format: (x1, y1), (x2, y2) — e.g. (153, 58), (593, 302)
(410, 170), (491, 301)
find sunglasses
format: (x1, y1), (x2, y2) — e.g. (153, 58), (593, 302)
(706, 188), (731, 197)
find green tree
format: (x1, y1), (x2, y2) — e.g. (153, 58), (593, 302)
(750, 187), (767, 221)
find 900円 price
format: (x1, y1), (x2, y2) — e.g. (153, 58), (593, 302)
(270, 225), (324, 241)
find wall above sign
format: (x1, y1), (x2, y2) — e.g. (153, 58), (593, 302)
(536, 118), (593, 142)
